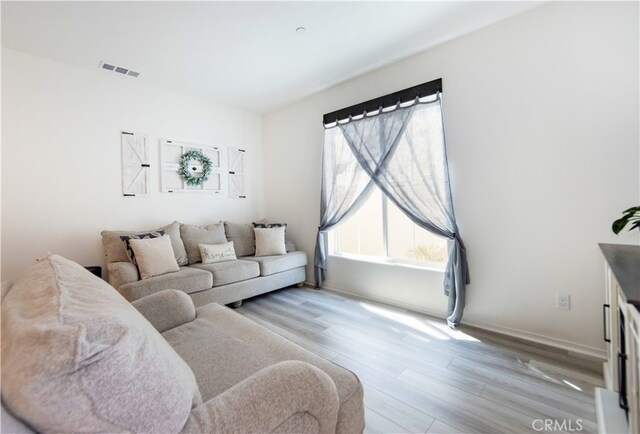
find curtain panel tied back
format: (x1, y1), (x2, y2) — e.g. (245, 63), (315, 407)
(314, 94), (470, 326)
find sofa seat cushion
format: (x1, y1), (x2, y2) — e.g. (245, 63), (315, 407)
(119, 267), (213, 301)
(163, 318), (271, 401)
(1, 254), (200, 434)
(191, 260), (259, 287)
(181, 303), (364, 434)
(244, 251), (308, 276)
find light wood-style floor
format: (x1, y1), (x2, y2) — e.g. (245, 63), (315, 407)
(235, 287), (603, 434)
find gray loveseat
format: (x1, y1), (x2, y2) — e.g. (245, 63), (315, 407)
(101, 221), (307, 307)
(1, 254), (365, 433)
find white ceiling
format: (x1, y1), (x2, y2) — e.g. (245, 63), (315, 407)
(2, 1), (541, 113)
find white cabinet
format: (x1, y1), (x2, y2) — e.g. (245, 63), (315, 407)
(603, 264), (620, 390)
(627, 305), (640, 434)
(597, 243), (640, 434)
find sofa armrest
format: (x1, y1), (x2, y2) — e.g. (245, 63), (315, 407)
(180, 361), (339, 434)
(107, 261), (139, 288)
(132, 289), (196, 332)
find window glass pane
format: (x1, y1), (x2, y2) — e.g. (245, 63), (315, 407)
(334, 187), (384, 257)
(386, 200), (447, 264)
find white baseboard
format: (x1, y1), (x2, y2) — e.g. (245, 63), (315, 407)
(315, 283), (606, 361)
(528, 359), (604, 386)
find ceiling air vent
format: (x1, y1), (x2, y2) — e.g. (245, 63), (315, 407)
(99, 61), (140, 78)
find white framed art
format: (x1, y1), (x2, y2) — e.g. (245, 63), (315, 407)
(121, 131), (150, 197)
(228, 147), (246, 199)
(160, 139), (222, 194)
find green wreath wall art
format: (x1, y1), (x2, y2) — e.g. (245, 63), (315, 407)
(178, 150), (213, 186)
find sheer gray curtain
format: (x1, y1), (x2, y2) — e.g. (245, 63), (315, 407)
(314, 94), (470, 326)
(314, 126), (375, 287)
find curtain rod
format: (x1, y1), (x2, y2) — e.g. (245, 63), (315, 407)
(322, 78), (442, 125)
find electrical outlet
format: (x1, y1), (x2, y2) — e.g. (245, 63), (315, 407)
(556, 294), (570, 310)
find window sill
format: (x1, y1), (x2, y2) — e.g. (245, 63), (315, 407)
(328, 253), (446, 273)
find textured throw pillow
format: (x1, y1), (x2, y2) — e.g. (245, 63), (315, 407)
(224, 222), (255, 257)
(119, 230), (165, 266)
(129, 235), (180, 280)
(199, 242), (237, 264)
(180, 223), (227, 264)
(1, 254), (200, 433)
(253, 222), (287, 251)
(254, 227), (287, 256)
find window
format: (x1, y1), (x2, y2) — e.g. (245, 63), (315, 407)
(331, 185), (448, 267)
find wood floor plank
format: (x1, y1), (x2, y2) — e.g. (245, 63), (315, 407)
(317, 313), (409, 342)
(527, 359), (604, 388)
(397, 366), (486, 397)
(241, 301), (328, 334)
(270, 293), (375, 322)
(241, 305), (408, 377)
(252, 296), (325, 324)
(295, 295), (378, 321)
(427, 419), (462, 433)
(364, 408), (411, 433)
(481, 384), (597, 432)
(396, 369), (541, 433)
(235, 288), (600, 434)
(317, 305), (567, 384)
(447, 358), (596, 411)
(297, 287), (410, 316)
(362, 384), (435, 434)
(266, 290), (305, 305)
(322, 323), (455, 368)
(334, 354), (523, 433)
(458, 325), (602, 375)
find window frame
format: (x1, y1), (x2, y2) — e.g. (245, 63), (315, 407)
(329, 191), (448, 271)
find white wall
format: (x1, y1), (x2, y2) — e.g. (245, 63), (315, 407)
(263, 2), (639, 356)
(1, 49), (264, 282)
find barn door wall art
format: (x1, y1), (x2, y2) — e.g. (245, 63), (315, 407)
(121, 131), (150, 197)
(160, 138), (222, 194)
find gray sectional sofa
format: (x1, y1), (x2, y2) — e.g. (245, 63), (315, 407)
(101, 221), (307, 306)
(1, 254), (365, 433)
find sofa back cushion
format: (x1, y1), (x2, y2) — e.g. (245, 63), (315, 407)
(101, 221), (188, 266)
(1, 254), (200, 433)
(224, 221), (256, 257)
(180, 223), (227, 264)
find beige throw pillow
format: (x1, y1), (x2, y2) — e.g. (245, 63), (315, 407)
(130, 235), (180, 280)
(254, 227), (287, 256)
(199, 242), (237, 264)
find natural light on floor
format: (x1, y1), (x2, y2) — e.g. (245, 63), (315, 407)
(360, 302), (480, 342)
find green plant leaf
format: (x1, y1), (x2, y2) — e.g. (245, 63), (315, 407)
(612, 205), (640, 234)
(613, 218), (630, 234)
